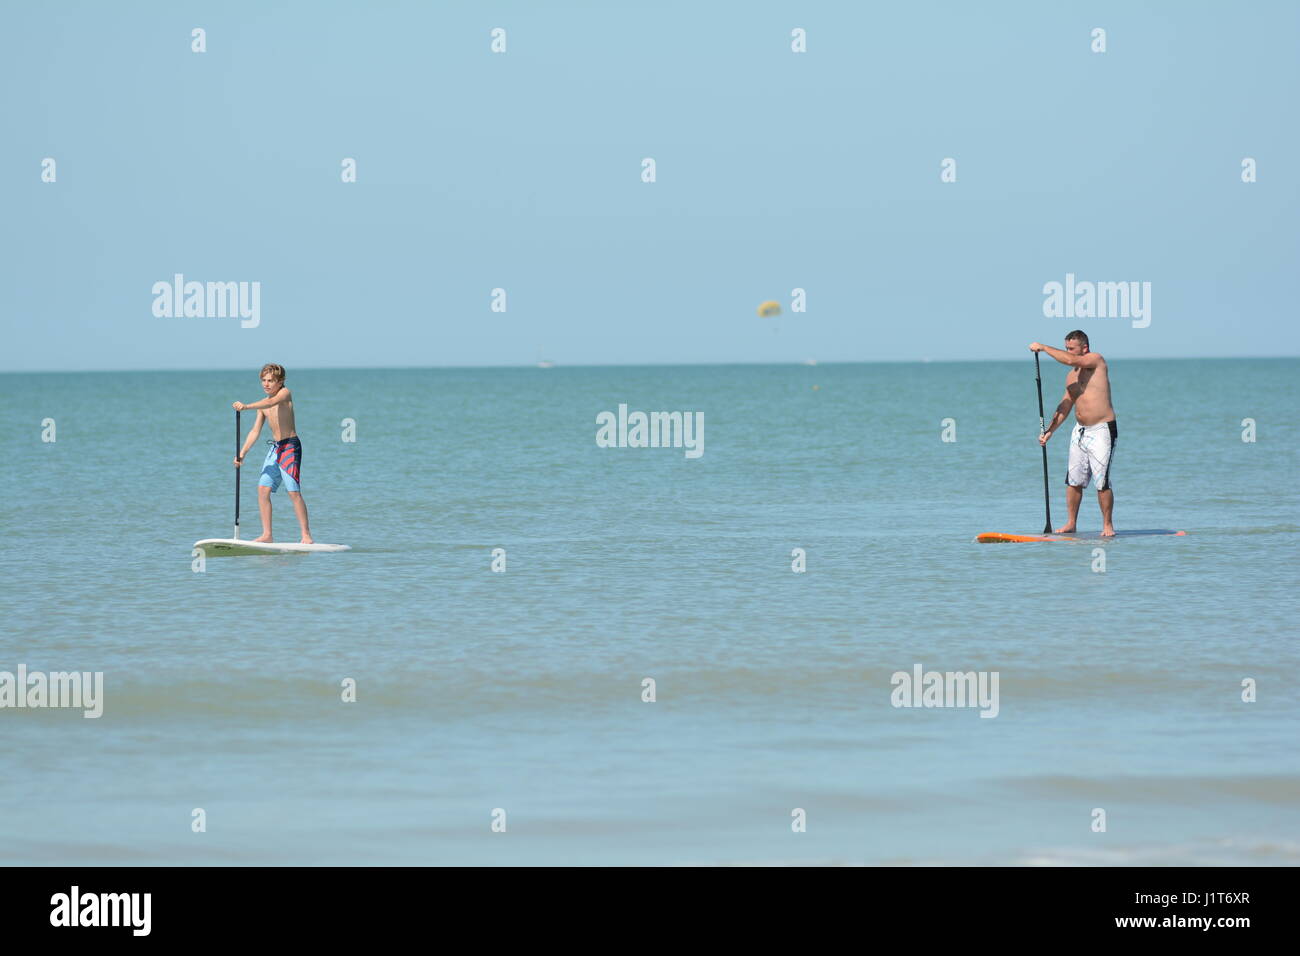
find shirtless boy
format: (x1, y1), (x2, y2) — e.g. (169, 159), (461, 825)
(232, 363), (313, 544)
(1029, 331), (1118, 537)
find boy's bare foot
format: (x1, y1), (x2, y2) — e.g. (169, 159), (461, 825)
(1101, 526), (1116, 537)
(1054, 524), (1077, 534)
(253, 534), (273, 543)
(300, 535), (314, 545)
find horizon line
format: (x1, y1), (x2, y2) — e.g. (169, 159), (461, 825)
(2, 354), (1297, 375)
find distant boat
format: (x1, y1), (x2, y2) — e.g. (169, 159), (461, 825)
(802, 358), (818, 366)
(536, 360), (555, 369)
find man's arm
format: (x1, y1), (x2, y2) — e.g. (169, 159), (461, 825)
(1041, 391), (1074, 443)
(235, 410), (266, 463)
(1029, 343), (1101, 369)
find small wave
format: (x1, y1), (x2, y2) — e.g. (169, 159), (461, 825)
(1001, 838), (1300, 867)
(677, 838), (1300, 867)
(998, 773), (1300, 804)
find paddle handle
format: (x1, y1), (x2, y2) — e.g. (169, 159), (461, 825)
(1035, 352), (1052, 534)
(234, 408), (241, 539)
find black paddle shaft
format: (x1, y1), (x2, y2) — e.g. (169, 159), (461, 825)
(235, 408), (241, 537)
(1034, 352), (1052, 534)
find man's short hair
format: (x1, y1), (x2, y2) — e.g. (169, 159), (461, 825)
(260, 363), (286, 383)
(1065, 330), (1089, 348)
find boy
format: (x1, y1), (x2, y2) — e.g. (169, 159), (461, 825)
(232, 363), (313, 544)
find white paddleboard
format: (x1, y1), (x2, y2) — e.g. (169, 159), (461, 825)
(193, 538), (351, 556)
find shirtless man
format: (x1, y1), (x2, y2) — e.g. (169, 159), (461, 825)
(1029, 331), (1117, 537)
(232, 363), (313, 544)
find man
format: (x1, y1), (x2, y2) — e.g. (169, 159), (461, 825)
(1029, 331), (1117, 537)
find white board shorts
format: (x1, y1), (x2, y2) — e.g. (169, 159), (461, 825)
(1066, 420), (1117, 490)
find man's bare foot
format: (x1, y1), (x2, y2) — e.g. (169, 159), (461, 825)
(253, 534), (273, 542)
(300, 535), (314, 545)
(1054, 524), (1077, 534)
(1101, 526), (1116, 537)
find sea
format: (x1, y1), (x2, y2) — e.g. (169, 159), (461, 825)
(1, 359), (1297, 865)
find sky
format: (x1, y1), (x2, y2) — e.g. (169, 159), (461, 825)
(2, 0), (1298, 371)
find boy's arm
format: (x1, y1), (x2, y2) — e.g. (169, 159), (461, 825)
(236, 410), (266, 462)
(235, 388), (291, 412)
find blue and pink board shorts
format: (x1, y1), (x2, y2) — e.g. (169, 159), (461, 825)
(259, 436), (302, 493)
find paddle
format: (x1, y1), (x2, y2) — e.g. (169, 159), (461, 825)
(1034, 352), (1052, 534)
(234, 408), (241, 540)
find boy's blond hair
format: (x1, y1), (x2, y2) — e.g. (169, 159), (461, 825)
(260, 363), (286, 383)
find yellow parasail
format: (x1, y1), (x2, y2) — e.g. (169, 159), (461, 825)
(756, 300), (781, 318)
